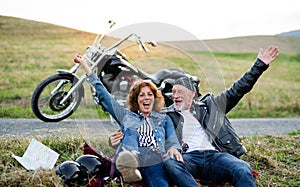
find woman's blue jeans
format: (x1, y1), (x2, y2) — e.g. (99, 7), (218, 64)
(118, 128), (170, 187)
(164, 150), (256, 187)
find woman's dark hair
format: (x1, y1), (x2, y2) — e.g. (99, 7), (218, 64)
(127, 79), (164, 113)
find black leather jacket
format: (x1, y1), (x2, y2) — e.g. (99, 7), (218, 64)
(166, 59), (269, 157)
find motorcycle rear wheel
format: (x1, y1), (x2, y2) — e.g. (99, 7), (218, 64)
(31, 74), (83, 122)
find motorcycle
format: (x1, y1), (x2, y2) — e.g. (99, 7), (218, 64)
(31, 21), (200, 122)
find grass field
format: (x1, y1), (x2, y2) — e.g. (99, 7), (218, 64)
(0, 130), (299, 186)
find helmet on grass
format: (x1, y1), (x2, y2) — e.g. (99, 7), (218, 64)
(75, 154), (105, 178)
(56, 160), (88, 186)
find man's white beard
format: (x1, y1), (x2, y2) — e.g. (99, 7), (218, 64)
(175, 101), (188, 111)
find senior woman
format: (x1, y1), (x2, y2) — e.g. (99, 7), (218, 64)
(74, 53), (182, 187)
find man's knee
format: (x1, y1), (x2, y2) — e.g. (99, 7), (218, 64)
(163, 158), (177, 169)
(233, 163), (253, 179)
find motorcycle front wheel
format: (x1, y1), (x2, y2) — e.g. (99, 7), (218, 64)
(31, 74), (84, 122)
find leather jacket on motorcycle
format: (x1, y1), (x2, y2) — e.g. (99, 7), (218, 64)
(166, 58), (269, 157)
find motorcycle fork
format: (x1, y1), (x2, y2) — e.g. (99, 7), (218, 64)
(58, 74), (86, 105)
(49, 63), (80, 99)
(58, 50), (114, 105)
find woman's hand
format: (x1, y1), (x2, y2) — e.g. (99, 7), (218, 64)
(74, 53), (84, 64)
(73, 52), (92, 75)
(109, 128), (124, 149)
(164, 147), (183, 162)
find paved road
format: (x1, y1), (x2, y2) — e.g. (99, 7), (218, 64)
(0, 118), (300, 138)
(1, 118), (300, 139)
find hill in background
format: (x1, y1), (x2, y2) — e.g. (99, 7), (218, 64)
(168, 35), (300, 54)
(278, 29), (300, 37)
(1, 15), (299, 54)
(204, 29), (300, 54)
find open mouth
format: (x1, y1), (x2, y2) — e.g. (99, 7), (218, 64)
(174, 99), (183, 105)
(143, 102), (151, 109)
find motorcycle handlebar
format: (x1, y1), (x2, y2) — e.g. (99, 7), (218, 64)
(90, 22), (157, 56)
(106, 33), (152, 53)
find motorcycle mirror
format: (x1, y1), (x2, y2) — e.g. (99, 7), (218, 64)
(108, 20), (116, 28)
(147, 41), (157, 47)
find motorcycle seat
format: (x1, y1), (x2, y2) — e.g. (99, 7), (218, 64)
(139, 69), (187, 85)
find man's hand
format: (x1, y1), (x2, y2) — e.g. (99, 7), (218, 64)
(109, 128), (124, 149)
(164, 147), (183, 162)
(257, 45), (279, 65)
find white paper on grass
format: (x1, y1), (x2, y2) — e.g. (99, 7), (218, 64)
(12, 138), (59, 170)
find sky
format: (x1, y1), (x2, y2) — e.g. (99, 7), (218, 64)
(0, 0), (300, 41)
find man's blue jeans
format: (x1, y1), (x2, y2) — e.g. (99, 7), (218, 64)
(164, 150), (256, 187)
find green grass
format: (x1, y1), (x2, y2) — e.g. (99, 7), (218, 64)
(212, 52), (300, 118)
(242, 130), (300, 187)
(0, 131), (299, 186)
